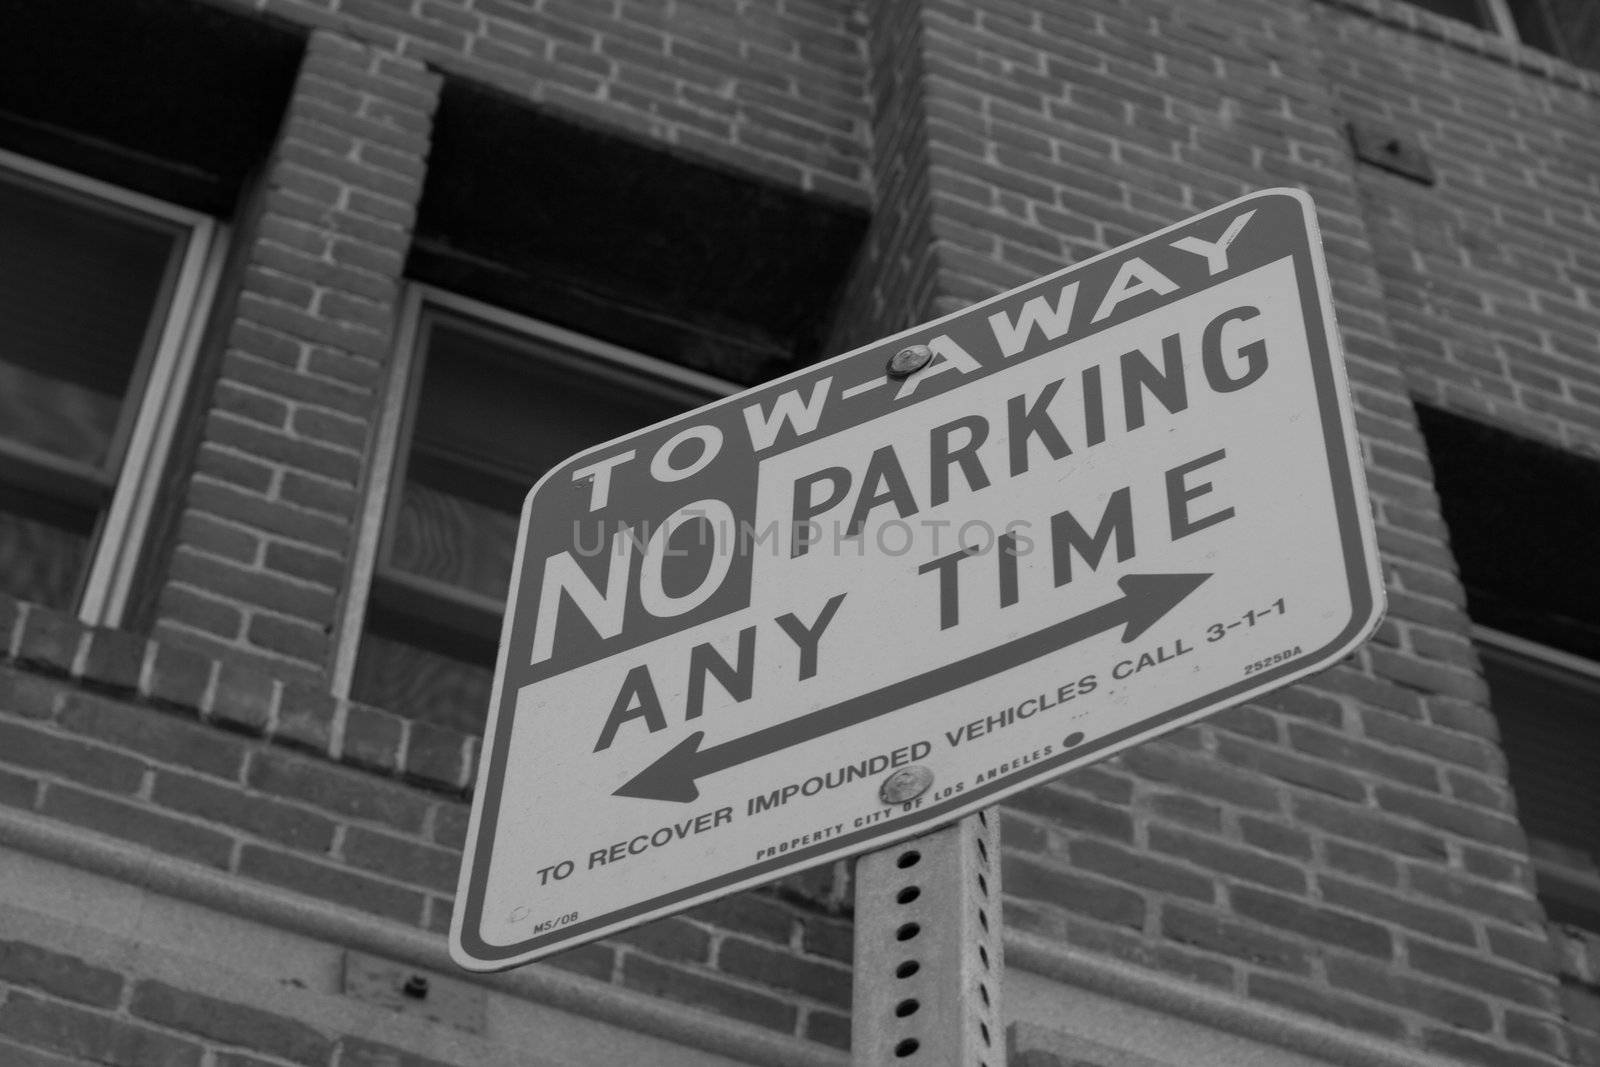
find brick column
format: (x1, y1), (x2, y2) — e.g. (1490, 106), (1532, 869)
(824, 0), (948, 352)
(152, 31), (440, 682)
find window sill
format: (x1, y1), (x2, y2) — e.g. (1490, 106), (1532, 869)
(0, 590), (480, 798)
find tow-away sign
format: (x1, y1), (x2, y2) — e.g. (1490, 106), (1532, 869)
(451, 188), (1383, 970)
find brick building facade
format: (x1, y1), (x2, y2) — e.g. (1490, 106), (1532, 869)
(0, 0), (1597, 1064)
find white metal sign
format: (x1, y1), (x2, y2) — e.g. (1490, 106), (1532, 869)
(452, 188), (1384, 970)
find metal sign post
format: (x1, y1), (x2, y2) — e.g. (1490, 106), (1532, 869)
(853, 810), (1004, 1066)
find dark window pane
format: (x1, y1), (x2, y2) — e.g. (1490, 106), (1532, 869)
(387, 313), (708, 604)
(0, 366), (123, 470)
(1508, 0), (1562, 53)
(412, 315), (705, 504)
(0, 172), (180, 469)
(1480, 642), (1600, 867)
(1418, 406), (1600, 660)
(388, 480), (521, 603)
(0, 483), (95, 610)
(1538, 0), (1600, 69)
(353, 309), (714, 730)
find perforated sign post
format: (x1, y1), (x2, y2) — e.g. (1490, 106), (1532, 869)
(450, 188), (1384, 973)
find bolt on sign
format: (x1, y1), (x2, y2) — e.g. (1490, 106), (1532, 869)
(451, 188), (1385, 970)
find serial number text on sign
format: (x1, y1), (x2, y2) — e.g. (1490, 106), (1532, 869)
(451, 188), (1383, 971)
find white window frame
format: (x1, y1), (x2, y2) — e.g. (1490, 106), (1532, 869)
(1475, 625), (1600, 685)
(1480, 0), (1524, 38)
(1474, 624), (1600, 915)
(1409, 0), (1561, 51)
(0, 147), (227, 628)
(330, 283), (740, 701)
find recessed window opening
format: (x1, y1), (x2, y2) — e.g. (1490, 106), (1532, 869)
(1418, 404), (1600, 933)
(339, 289), (735, 734)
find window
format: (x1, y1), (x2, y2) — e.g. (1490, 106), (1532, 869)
(1418, 405), (1600, 931)
(0, 150), (224, 624)
(1476, 629), (1600, 928)
(338, 290), (734, 735)
(1406, 0), (1574, 61)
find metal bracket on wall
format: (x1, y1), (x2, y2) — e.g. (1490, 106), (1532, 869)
(342, 950), (487, 1034)
(1348, 120), (1435, 185)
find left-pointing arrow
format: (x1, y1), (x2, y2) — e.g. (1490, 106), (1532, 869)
(613, 571), (1210, 804)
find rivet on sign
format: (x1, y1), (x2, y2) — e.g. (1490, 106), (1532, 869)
(879, 765), (934, 804)
(887, 344), (934, 379)
(401, 975), (430, 999)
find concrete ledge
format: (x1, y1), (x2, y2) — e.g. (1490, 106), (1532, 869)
(0, 806), (846, 1067)
(2, 801), (1515, 1067)
(1006, 928), (1472, 1067)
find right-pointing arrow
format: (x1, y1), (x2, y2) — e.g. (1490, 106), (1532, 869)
(614, 571), (1211, 804)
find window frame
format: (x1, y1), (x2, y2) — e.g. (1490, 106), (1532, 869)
(331, 284), (740, 702)
(1480, 0), (1523, 38)
(0, 147), (227, 627)
(1408, 0), (1564, 55)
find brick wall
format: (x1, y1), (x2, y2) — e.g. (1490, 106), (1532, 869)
(824, 0), (947, 352)
(1322, 1), (1600, 456)
(0, 591), (854, 1052)
(0, 933), (472, 1067)
(823, 1), (1597, 1065)
(1552, 924), (1600, 1067)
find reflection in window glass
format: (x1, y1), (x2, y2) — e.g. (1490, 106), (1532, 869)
(0, 169), (184, 609)
(0, 486), (94, 609)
